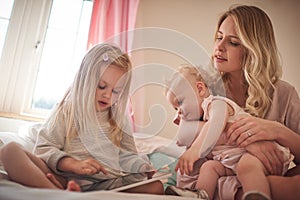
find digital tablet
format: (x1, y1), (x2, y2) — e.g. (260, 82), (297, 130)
(110, 171), (172, 192)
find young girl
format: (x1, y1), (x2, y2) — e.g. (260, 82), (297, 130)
(1, 43), (164, 194)
(164, 65), (294, 200)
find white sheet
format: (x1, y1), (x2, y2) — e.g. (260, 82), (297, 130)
(0, 179), (193, 200)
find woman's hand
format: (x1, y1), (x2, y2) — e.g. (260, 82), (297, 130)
(175, 147), (199, 175)
(226, 115), (285, 175)
(58, 157), (108, 175)
(245, 141), (284, 175)
(226, 115), (280, 147)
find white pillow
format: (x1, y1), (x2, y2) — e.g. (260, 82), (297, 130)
(0, 132), (35, 151)
(17, 122), (42, 146)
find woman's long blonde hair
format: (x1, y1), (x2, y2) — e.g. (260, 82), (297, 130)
(45, 43), (132, 147)
(215, 5), (282, 117)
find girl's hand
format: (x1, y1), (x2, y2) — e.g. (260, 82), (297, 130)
(245, 141), (284, 175)
(139, 164), (156, 179)
(146, 170), (156, 179)
(226, 115), (279, 147)
(58, 157), (108, 175)
(175, 147), (199, 175)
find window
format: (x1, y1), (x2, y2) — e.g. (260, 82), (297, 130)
(32, 0), (93, 112)
(0, 0), (15, 59)
(0, 0), (93, 118)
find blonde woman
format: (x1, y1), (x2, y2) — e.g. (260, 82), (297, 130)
(215, 5), (300, 200)
(1, 43), (164, 194)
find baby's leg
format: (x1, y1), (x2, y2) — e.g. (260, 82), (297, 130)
(196, 160), (233, 199)
(1, 142), (65, 189)
(236, 153), (270, 198)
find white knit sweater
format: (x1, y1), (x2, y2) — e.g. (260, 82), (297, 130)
(34, 110), (150, 182)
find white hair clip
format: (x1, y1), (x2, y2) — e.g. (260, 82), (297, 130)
(103, 53), (109, 62)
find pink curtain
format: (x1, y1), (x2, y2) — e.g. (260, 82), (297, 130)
(87, 0), (139, 52)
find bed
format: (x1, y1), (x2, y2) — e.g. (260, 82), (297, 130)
(0, 120), (188, 200)
(0, 180), (189, 200)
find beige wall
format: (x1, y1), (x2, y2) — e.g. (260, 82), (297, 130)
(130, 0), (300, 138)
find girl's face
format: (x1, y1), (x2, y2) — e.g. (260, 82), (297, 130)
(213, 16), (244, 74)
(95, 65), (127, 112)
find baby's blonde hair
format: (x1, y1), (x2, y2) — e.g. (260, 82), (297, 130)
(166, 64), (220, 96)
(178, 64), (205, 81)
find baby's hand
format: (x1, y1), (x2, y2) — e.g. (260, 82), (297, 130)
(58, 157), (107, 175)
(175, 147), (199, 175)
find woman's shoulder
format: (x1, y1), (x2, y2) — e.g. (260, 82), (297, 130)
(275, 80), (297, 92)
(270, 80), (300, 133)
(273, 80), (299, 102)
(273, 80), (298, 98)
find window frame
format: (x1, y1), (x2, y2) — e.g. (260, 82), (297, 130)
(0, 0), (52, 119)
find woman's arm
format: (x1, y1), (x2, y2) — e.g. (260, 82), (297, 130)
(226, 115), (300, 174)
(226, 81), (300, 174)
(227, 115), (300, 164)
(276, 124), (300, 164)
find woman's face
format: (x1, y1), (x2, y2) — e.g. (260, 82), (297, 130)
(95, 64), (126, 112)
(213, 16), (245, 74)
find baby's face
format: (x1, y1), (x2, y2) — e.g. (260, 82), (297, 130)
(166, 76), (203, 123)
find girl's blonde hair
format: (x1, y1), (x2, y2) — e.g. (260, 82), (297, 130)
(215, 5), (282, 117)
(46, 43), (132, 147)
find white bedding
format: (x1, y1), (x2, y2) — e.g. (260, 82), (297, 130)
(0, 179), (193, 200)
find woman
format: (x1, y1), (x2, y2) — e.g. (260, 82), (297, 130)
(214, 4), (300, 200)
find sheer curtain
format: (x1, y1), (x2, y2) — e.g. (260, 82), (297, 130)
(87, 0), (139, 52)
